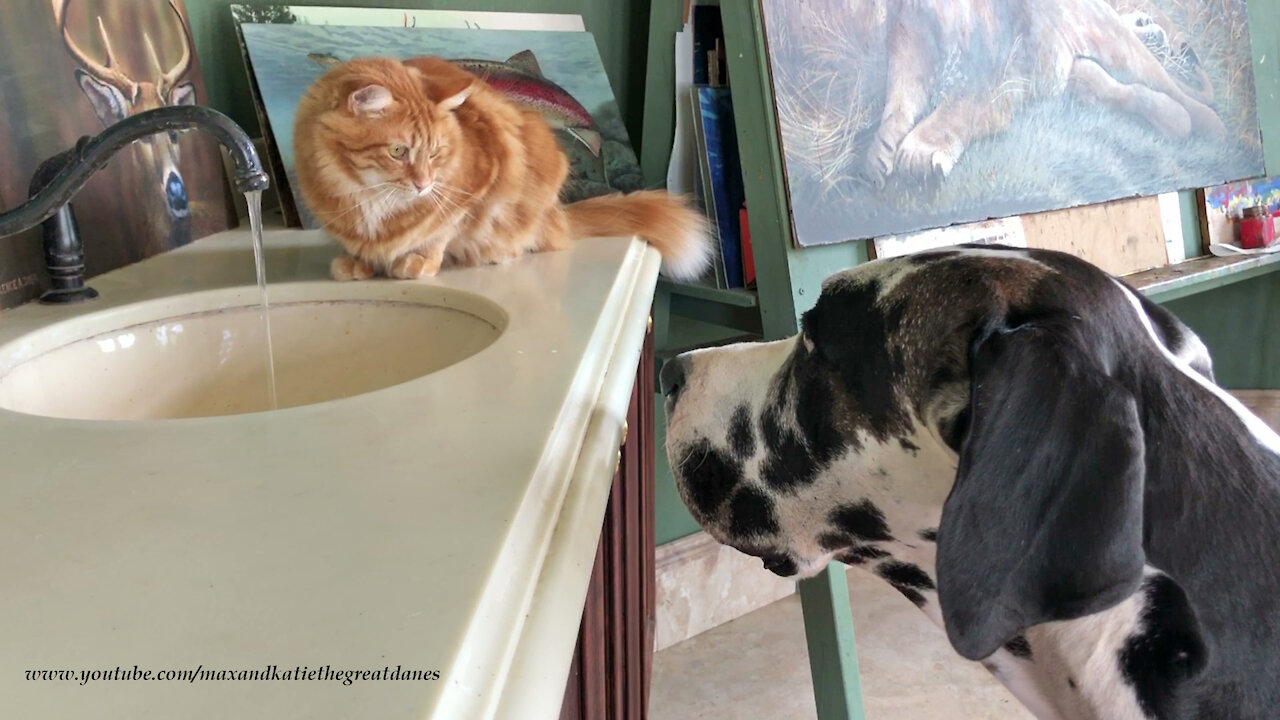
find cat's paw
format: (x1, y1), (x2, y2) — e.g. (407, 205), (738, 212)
(389, 252), (441, 279)
(331, 255), (376, 281)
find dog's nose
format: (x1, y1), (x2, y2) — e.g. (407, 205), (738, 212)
(659, 355), (690, 403)
(762, 555), (798, 577)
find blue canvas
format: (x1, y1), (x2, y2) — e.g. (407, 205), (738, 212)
(696, 87), (745, 288)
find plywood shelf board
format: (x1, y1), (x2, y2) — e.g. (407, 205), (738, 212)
(1131, 251), (1280, 302)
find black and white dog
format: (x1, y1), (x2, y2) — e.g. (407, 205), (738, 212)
(660, 246), (1280, 719)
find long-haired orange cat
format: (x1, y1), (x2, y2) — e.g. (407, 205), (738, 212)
(293, 56), (711, 281)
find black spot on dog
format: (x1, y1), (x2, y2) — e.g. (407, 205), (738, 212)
(677, 439), (742, 518)
(800, 280), (910, 441)
(1120, 574), (1208, 719)
(918, 528), (938, 542)
(728, 487), (779, 537)
(892, 585), (927, 607)
(876, 561), (933, 608)
(828, 499), (894, 542)
(898, 438), (920, 455)
(793, 368), (849, 464)
(758, 354), (849, 491)
(1068, 677), (1077, 690)
(817, 532), (847, 551)
(760, 428), (820, 492)
(908, 250), (960, 265)
(728, 405), (755, 458)
(1004, 634), (1033, 659)
(758, 370), (825, 492)
(835, 545), (891, 565)
(876, 561), (935, 590)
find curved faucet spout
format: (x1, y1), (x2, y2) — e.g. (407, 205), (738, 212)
(0, 105), (269, 238)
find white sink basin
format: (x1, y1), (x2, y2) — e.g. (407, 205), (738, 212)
(0, 283), (505, 420)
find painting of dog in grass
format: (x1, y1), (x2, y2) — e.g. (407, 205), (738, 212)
(763, 0), (1264, 247)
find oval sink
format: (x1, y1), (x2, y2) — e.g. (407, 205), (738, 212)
(0, 283), (506, 421)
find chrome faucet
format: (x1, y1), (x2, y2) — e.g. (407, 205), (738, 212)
(0, 105), (270, 304)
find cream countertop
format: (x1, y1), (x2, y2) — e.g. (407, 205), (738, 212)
(0, 226), (661, 720)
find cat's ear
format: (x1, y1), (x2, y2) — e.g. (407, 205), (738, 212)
(435, 80), (473, 113)
(403, 56), (474, 112)
(347, 84), (393, 116)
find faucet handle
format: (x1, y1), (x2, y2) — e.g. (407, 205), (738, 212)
(28, 137), (99, 305)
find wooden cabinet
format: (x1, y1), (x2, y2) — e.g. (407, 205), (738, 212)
(559, 322), (657, 720)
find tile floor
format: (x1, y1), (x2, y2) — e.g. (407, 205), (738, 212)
(650, 568), (1032, 720)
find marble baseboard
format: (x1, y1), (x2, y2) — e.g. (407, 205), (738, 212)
(655, 532), (795, 652)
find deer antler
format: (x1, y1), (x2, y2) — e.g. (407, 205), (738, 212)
(53, 0), (138, 99)
(156, 0), (193, 95)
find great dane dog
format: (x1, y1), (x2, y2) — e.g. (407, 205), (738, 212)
(661, 246), (1280, 719)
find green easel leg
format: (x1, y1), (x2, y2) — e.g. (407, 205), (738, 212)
(798, 563), (867, 720)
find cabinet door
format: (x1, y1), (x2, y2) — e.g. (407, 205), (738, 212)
(560, 321), (656, 720)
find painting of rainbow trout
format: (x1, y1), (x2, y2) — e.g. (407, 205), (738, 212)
(454, 51), (603, 158)
(237, 23), (644, 228)
(309, 49), (604, 158)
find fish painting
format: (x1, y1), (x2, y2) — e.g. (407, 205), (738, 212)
(301, 48), (603, 157)
(452, 50), (603, 157)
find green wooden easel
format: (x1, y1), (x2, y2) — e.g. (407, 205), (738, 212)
(641, 1), (877, 716)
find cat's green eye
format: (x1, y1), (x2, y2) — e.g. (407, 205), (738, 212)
(429, 147), (442, 159)
(388, 144), (408, 159)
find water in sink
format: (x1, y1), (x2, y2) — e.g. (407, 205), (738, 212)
(245, 190), (279, 410)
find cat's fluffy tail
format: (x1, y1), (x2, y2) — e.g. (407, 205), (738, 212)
(565, 191), (713, 281)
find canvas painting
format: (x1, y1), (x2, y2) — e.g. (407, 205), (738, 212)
(1203, 177), (1280, 246)
(237, 23), (642, 230)
(229, 5), (585, 224)
(762, 0), (1265, 247)
(0, 0), (236, 309)
(229, 5), (584, 31)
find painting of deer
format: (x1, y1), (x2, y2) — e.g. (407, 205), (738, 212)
(0, 0), (235, 308)
(763, 0), (1264, 247)
(54, 0), (198, 237)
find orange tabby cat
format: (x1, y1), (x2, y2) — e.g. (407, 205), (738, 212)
(293, 56), (711, 281)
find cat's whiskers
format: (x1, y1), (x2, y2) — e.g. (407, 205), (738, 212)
(435, 182), (474, 199)
(313, 187), (398, 231)
(335, 181), (399, 197)
(425, 186), (461, 214)
(312, 188), (394, 219)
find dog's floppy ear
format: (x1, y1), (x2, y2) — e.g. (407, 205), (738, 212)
(937, 323), (1146, 660)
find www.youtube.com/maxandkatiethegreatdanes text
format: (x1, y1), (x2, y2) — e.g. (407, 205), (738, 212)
(26, 665), (441, 687)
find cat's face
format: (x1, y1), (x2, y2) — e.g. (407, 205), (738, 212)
(308, 59), (472, 205)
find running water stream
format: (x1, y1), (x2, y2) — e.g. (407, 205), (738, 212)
(245, 190), (279, 410)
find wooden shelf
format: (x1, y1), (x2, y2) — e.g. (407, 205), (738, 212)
(657, 277), (759, 307)
(1129, 251), (1280, 302)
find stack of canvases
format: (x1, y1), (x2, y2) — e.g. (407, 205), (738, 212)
(0, 0), (237, 310)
